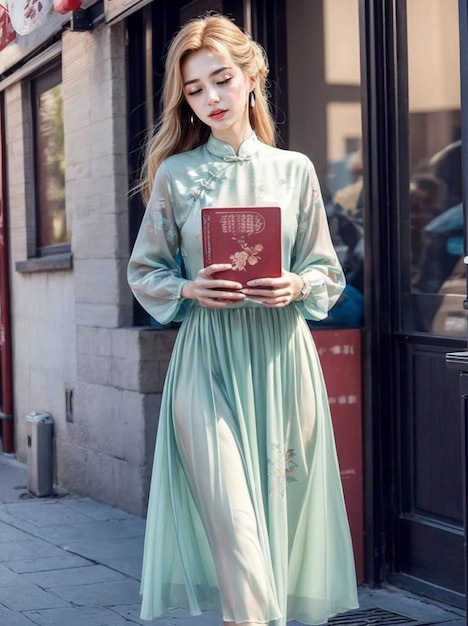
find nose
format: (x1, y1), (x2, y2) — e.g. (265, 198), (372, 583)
(207, 88), (220, 105)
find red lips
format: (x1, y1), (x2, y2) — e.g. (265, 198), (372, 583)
(209, 109), (227, 118)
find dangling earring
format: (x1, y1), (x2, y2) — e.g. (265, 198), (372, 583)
(250, 91), (256, 108)
(190, 114), (194, 125)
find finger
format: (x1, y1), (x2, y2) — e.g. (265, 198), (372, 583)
(198, 272), (243, 291)
(201, 264), (234, 278)
(197, 289), (246, 301)
(209, 279), (244, 290)
(246, 281), (290, 292)
(198, 293), (246, 308)
(196, 279), (243, 292)
(245, 268), (291, 287)
(246, 278), (275, 287)
(241, 287), (289, 298)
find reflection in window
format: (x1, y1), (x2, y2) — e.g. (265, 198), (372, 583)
(286, 0), (363, 329)
(34, 67), (69, 252)
(405, 0), (463, 336)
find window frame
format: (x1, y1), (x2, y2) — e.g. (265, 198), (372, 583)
(15, 59), (71, 274)
(32, 64), (68, 255)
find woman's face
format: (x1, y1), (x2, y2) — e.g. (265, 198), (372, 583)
(182, 48), (254, 145)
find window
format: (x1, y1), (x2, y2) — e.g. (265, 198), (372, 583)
(286, 0), (364, 329)
(32, 66), (69, 255)
(401, 0), (463, 336)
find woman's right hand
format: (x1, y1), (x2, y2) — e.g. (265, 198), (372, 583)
(181, 264), (246, 308)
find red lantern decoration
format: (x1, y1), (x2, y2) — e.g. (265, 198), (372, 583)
(53, 0), (82, 14)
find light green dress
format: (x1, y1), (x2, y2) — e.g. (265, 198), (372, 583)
(128, 133), (359, 625)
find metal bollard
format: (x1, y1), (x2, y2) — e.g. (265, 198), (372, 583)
(26, 412), (54, 497)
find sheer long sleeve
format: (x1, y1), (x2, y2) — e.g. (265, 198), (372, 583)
(127, 162), (190, 325)
(291, 159), (345, 321)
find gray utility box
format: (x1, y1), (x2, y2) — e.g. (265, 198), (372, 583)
(26, 412), (54, 497)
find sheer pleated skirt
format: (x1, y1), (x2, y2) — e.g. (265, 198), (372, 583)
(140, 305), (358, 624)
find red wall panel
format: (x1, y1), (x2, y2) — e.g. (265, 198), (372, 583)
(312, 328), (364, 583)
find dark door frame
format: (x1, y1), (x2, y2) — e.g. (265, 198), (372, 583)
(452, 0), (468, 608)
(359, 0), (399, 587)
(460, 1), (468, 258)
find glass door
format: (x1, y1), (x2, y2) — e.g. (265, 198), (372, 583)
(390, 0), (465, 604)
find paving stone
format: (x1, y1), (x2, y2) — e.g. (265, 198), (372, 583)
(0, 539), (65, 562)
(63, 535), (143, 562)
(0, 457), (30, 506)
(0, 563), (22, 586)
(24, 605), (131, 626)
(103, 556), (142, 580)
(5, 554), (92, 574)
(24, 565), (127, 588)
(0, 582), (68, 610)
(108, 604), (152, 625)
(0, 606), (37, 625)
(0, 520), (29, 543)
(110, 604), (221, 626)
(61, 497), (136, 522)
(0, 486), (30, 506)
(50, 579), (141, 606)
(30, 518), (145, 547)
(0, 508), (21, 525)
(1, 516), (45, 537)
(4, 501), (92, 528)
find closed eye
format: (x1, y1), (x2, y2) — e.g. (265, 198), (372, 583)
(185, 76), (232, 97)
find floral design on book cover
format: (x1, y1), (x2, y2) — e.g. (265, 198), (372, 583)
(230, 240), (264, 271)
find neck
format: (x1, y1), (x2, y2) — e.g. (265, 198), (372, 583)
(212, 122), (253, 154)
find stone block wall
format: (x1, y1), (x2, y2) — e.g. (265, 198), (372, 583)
(59, 328), (177, 515)
(5, 75), (77, 468)
(5, 20), (174, 516)
(55, 23), (163, 515)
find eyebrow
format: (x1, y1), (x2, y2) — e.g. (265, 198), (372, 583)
(183, 66), (232, 87)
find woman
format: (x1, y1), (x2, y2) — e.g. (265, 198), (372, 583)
(128, 13), (358, 626)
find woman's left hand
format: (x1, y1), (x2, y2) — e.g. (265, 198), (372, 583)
(241, 270), (304, 307)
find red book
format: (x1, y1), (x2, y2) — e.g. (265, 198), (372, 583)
(201, 206), (282, 287)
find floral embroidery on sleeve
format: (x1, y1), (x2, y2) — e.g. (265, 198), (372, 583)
(146, 198), (178, 250)
(298, 181), (321, 234)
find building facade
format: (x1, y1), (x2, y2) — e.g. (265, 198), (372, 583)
(0, 0), (466, 610)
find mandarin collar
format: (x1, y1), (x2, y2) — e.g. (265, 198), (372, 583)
(206, 132), (260, 161)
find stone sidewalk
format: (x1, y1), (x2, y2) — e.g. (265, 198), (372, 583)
(0, 451), (465, 626)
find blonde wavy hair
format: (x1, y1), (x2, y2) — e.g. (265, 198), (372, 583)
(138, 13), (276, 202)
